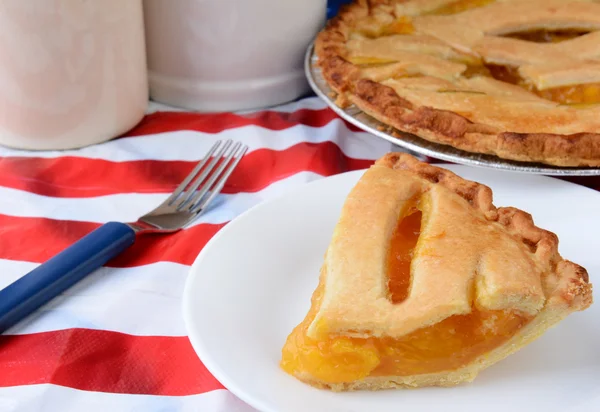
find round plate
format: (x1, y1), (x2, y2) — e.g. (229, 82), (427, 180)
(183, 165), (600, 412)
(304, 44), (600, 176)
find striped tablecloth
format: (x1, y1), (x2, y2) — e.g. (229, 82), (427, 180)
(0, 96), (598, 412)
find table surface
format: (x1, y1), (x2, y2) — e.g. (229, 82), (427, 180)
(0, 96), (598, 412)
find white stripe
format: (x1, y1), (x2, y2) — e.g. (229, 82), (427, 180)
(0, 135), (386, 337)
(2, 261), (189, 336)
(0, 172), (343, 336)
(0, 119), (389, 161)
(0, 171), (328, 224)
(0, 171), (358, 337)
(0, 385), (255, 412)
(0, 97), (372, 412)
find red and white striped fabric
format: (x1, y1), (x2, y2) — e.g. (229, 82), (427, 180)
(1, 96), (599, 412)
(0, 97), (392, 412)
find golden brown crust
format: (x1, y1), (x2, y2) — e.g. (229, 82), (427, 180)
(350, 80), (600, 166)
(308, 153), (592, 340)
(380, 152), (592, 312)
(376, 151), (497, 217)
(314, 0), (600, 167)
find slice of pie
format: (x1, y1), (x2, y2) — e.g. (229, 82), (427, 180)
(315, 0), (600, 166)
(280, 153), (592, 390)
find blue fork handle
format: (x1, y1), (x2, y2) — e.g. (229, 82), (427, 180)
(0, 222), (136, 333)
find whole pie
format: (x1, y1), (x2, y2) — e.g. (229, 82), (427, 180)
(280, 153), (593, 390)
(315, 0), (600, 167)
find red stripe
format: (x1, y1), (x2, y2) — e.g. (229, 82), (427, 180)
(0, 328), (223, 396)
(123, 108), (360, 137)
(124, 112), (600, 193)
(0, 142), (375, 198)
(0, 214), (225, 267)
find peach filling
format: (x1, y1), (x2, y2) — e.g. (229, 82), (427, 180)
(427, 0), (495, 15)
(356, 16), (414, 38)
(387, 208), (421, 303)
(485, 64), (600, 105)
(346, 56), (399, 66)
(280, 206), (532, 384)
(483, 29), (599, 104)
(504, 29), (590, 43)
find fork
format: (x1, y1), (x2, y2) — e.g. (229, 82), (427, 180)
(0, 139), (247, 333)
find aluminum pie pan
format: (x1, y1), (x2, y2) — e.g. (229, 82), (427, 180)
(305, 43), (600, 176)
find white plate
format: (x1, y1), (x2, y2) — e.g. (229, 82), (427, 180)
(183, 165), (600, 412)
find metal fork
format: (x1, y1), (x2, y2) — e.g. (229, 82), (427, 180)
(0, 140), (247, 333)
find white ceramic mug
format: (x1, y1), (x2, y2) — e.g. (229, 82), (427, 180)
(143, 0), (327, 112)
(0, 0), (148, 150)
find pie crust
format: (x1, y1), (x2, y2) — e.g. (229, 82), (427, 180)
(315, 0), (600, 167)
(280, 153), (593, 390)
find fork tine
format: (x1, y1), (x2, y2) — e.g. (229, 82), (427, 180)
(179, 141), (242, 211)
(189, 143), (248, 214)
(174, 139), (233, 208)
(165, 140), (223, 206)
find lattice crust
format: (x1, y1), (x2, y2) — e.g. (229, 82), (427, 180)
(315, 0), (600, 166)
(307, 153), (592, 340)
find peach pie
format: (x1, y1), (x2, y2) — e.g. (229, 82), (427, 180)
(316, 0), (600, 166)
(280, 153), (593, 390)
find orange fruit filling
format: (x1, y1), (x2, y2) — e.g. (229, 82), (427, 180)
(427, 0), (495, 15)
(504, 29), (589, 43)
(280, 206), (532, 384)
(477, 30), (599, 104)
(387, 208), (421, 303)
(485, 64), (600, 105)
(347, 56), (399, 66)
(356, 16), (414, 38)
(382, 16), (415, 36)
(535, 83), (600, 105)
